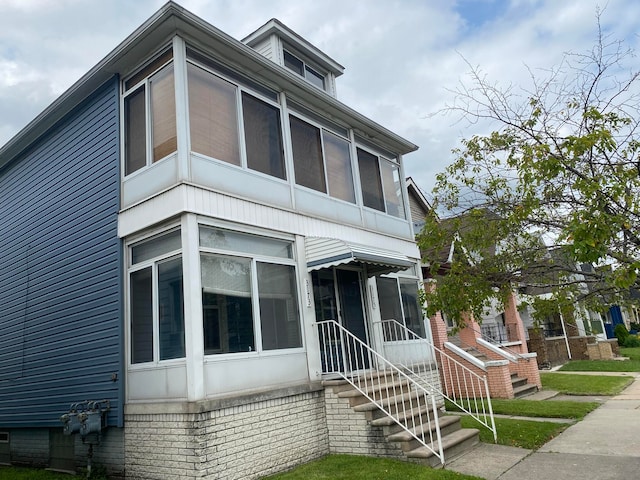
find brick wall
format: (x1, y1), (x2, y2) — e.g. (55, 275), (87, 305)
(324, 387), (404, 458)
(124, 388), (329, 480)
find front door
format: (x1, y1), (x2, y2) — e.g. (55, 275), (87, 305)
(312, 268), (370, 371)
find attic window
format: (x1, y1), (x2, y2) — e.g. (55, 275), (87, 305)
(283, 50), (325, 90)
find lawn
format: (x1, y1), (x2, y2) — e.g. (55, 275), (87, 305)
(558, 359), (640, 372)
(459, 416), (569, 450)
(620, 347), (640, 361)
(0, 467), (74, 479)
(540, 372), (633, 395)
(262, 454), (484, 480)
(446, 398), (599, 419)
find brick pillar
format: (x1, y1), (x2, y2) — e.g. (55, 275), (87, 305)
(485, 361), (514, 399)
(429, 312), (448, 349)
(459, 313), (481, 348)
(504, 292), (528, 351)
(515, 356), (541, 389)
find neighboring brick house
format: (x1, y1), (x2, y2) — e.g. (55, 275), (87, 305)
(0, 3), (438, 478)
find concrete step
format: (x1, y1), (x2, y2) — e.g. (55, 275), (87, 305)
(510, 375), (528, 389)
(405, 427), (480, 467)
(387, 415), (462, 451)
(513, 383), (538, 398)
(353, 388), (428, 413)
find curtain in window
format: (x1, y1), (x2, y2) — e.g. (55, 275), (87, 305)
(257, 263), (302, 350)
(324, 132), (355, 203)
(124, 87), (146, 175)
(290, 116), (326, 193)
(188, 63), (241, 166)
(381, 159), (406, 219)
(242, 93), (285, 179)
(201, 254), (255, 353)
(150, 64), (177, 162)
(357, 148), (385, 211)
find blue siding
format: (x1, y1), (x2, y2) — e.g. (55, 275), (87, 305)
(0, 78), (122, 428)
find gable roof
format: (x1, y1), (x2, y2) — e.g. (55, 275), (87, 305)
(0, 1), (417, 171)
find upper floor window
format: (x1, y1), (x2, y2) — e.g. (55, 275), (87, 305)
(283, 50), (325, 90)
(123, 49), (177, 176)
(187, 55), (286, 180)
(357, 147), (406, 219)
(289, 115), (355, 203)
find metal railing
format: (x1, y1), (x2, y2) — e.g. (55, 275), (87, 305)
(470, 324), (528, 362)
(380, 319), (497, 442)
(316, 319), (444, 464)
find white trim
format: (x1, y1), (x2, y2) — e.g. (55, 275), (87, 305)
(477, 338), (518, 363)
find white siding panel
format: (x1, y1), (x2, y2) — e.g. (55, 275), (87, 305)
(122, 155), (179, 207)
(294, 187), (362, 226)
(127, 364), (188, 401)
(204, 352), (309, 396)
(119, 184), (420, 258)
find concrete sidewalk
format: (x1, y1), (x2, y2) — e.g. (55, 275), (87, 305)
(446, 373), (640, 480)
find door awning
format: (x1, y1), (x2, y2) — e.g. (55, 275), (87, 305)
(305, 237), (415, 276)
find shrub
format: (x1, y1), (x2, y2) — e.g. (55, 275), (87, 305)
(614, 323), (630, 346)
(623, 335), (640, 348)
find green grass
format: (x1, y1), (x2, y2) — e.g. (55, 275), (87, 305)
(262, 454), (484, 480)
(558, 359), (640, 372)
(460, 416), (569, 450)
(0, 466), (75, 479)
(446, 398), (599, 419)
(620, 347), (640, 361)
(540, 372), (633, 395)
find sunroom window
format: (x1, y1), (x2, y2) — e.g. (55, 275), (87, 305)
(376, 275), (424, 340)
(129, 229), (185, 364)
(289, 115), (355, 203)
(357, 147), (406, 219)
(199, 226), (302, 354)
(186, 53), (286, 180)
(123, 49), (177, 176)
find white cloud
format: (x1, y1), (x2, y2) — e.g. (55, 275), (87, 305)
(0, 0), (637, 197)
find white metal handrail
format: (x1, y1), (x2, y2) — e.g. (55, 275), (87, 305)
(316, 319), (444, 464)
(380, 319), (497, 442)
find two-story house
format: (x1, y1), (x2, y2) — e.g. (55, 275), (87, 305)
(0, 3), (449, 479)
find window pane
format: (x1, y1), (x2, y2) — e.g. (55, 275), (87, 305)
(381, 159), (406, 219)
(376, 277), (404, 341)
(199, 226), (292, 258)
(201, 254), (255, 354)
(290, 116), (326, 192)
(258, 263), (302, 350)
(188, 63), (241, 165)
(150, 64), (177, 162)
(324, 132), (355, 203)
(158, 257), (185, 360)
(242, 93), (285, 179)
(305, 66), (325, 89)
(357, 148), (385, 211)
(283, 51), (304, 76)
(400, 280), (424, 337)
(131, 267), (153, 364)
(131, 229), (181, 265)
(124, 87), (146, 175)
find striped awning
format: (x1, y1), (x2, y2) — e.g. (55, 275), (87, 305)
(305, 237), (415, 276)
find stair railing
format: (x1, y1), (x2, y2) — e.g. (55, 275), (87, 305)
(469, 324), (528, 362)
(316, 319), (444, 464)
(379, 319), (497, 442)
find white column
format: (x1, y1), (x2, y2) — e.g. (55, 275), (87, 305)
(172, 35), (190, 182)
(182, 213), (205, 401)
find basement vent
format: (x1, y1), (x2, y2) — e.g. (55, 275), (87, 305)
(0, 432), (8, 443)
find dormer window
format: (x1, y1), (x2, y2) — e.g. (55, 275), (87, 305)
(283, 50), (325, 90)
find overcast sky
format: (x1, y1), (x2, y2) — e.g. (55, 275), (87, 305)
(1, 0), (638, 197)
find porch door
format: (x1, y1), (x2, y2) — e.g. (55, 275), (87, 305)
(312, 268), (370, 371)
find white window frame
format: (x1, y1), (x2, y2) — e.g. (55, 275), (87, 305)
(126, 227), (185, 368)
(198, 223), (304, 357)
(186, 55), (289, 183)
(287, 112), (356, 204)
(121, 48), (176, 179)
(283, 48), (327, 91)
